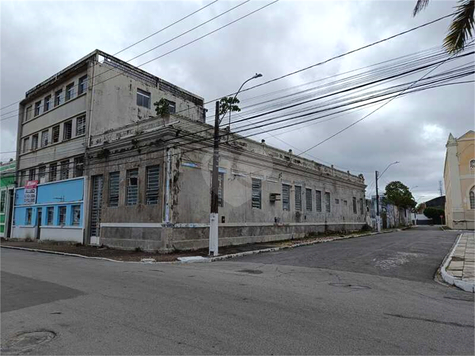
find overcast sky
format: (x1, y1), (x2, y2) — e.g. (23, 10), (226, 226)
(1, 0), (474, 202)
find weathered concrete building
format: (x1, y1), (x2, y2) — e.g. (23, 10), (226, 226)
(13, 50), (204, 243)
(444, 130), (475, 230)
(86, 114), (367, 251)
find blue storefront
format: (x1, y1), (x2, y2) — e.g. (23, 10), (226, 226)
(12, 177), (85, 243)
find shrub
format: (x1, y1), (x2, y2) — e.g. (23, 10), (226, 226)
(423, 207), (445, 224)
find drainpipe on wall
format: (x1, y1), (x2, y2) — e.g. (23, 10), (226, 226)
(164, 148), (172, 225)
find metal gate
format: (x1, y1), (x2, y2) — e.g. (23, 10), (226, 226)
(90, 175), (104, 238)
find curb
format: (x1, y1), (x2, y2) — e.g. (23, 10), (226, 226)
(439, 234), (475, 293)
(1, 228), (404, 264)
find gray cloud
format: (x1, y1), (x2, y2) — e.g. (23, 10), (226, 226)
(1, 0), (473, 203)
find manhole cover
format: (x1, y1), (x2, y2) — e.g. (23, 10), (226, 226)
(238, 269), (263, 274)
(328, 283), (371, 290)
(1, 330), (56, 355)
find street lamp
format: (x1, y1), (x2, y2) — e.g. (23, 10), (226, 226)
(209, 74), (264, 256)
(375, 161), (400, 233)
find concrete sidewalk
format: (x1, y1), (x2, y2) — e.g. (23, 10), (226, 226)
(442, 232), (475, 292)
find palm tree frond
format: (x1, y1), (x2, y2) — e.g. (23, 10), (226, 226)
(444, 0), (475, 53)
(413, 0), (430, 16)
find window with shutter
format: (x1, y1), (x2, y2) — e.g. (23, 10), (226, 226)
(252, 178), (262, 209)
(146, 166), (160, 205)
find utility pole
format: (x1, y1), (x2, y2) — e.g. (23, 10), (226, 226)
(209, 101), (220, 256)
(375, 170), (381, 233)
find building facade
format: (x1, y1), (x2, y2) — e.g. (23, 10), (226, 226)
(0, 161), (16, 238)
(369, 195), (412, 229)
(12, 50), (204, 242)
(444, 130), (475, 230)
(85, 115), (367, 251)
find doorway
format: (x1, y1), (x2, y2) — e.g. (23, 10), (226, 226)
(36, 209), (42, 240)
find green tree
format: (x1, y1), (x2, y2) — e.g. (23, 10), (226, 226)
(423, 207), (445, 224)
(154, 98), (170, 117)
(384, 181), (417, 209)
(219, 96), (241, 116)
(413, 0), (474, 53)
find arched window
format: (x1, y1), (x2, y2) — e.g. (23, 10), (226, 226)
(470, 159), (475, 169)
(470, 189), (475, 210)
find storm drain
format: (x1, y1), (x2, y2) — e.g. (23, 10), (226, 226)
(328, 283), (371, 290)
(1, 330), (56, 355)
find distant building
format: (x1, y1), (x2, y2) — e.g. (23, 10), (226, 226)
(12, 50), (204, 243)
(424, 196), (446, 209)
(444, 130), (475, 230)
(0, 161), (15, 238)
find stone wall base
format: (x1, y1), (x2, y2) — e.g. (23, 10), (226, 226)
(100, 223), (366, 252)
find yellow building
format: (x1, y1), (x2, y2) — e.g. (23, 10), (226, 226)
(444, 130), (475, 230)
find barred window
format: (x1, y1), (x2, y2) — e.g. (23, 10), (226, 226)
(470, 190), (475, 209)
(252, 178), (262, 209)
(63, 120), (72, 140)
(23, 137), (29, 153)
(41, 130), (49, 147)
(66, 82), (75, 101)
(31, 134), (38, 150)
(126, 169), (139, 205)
(26, 208), (32, 225)
(137, 89), (151, 108)
(316, 190), (322, 212)
(306, 188), (312, 211)
(60, 160), (69, 180)
(55, 89), (63, 106)
(34, 101), (41, 116)
(0, 191), (5, 213)
(72, 205), (81, 226)
(109, 172), (120, 207)
(353, 197), (357, 214)
(47, 207), (54, 225)
(58, 206), (67, 225)
(146, 166), (160, 205)
(49, 163), (57, 182)
(325, 192), (331, 213)
(44, 95), (51, 112)
(28, 168), (36, 181)
(52, 125), (60, 143)
(78, 75), (88, 95)
(74, 157), (84, 177)
(76, 116), (86, 136)
(295, 186), (302, 211)
(282, 184), (290, 211)
(38, 165), (46, 182)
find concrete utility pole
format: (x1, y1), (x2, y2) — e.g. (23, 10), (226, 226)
(209, 101), (220, 256)
(375, 161), (399, 233)
(375, 170), (381, 233)
(209, 74), (263, 256)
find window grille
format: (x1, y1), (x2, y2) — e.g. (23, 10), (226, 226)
(47, 207), (54, 225)
(470, 190), (475, 209)
(76, 116), (86, 136)
(109, 172), (120, 206)
(31, 134), (38, 150)
(66, 82), (75, 101)
(38, 166), (46, 182)
(78, 75), (88, 95)
(126, 169), (139, 205)
(74, 157), (84, 177)
(49, 163), (57, 182)
(41, 130), (49, 147)
(0, 191), (5, 213)
(325, 192), (331, 213)
(52, 125), (60, 143)
(295, 186), (302, 211)
(72, 205), (81, 226)
(146, 166), (160, 205)
(59, 206), (67, 225)
(306, 188), (312, 211)
(60, 160), (69, 180)
(44, 95), (51, 111)
(55, 89), (62, 106)
(29, 168), (36, 181)
(34, 101), (41, 116)
(252, 178), (262, 209)
(282, 184), (290, 211)
(63, 121), (72, 140)
(316, 190), (322, 212)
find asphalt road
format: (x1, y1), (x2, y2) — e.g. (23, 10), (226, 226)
(1, 227), (474, 355)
